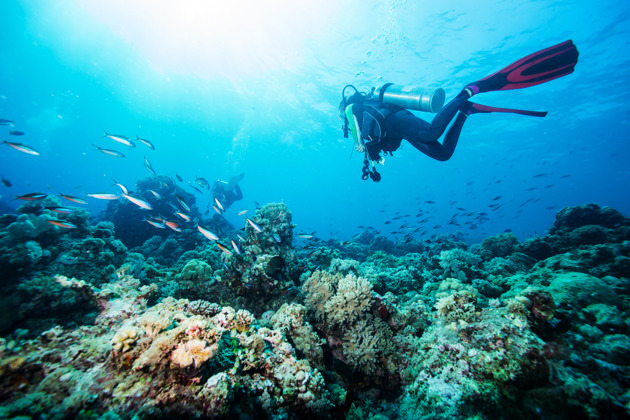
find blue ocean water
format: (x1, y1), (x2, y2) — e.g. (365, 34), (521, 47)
(1, 0), (628, 243)
(2, 2), (630, 418)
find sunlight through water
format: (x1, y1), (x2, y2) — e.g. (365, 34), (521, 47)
(78, 0), (341, 77)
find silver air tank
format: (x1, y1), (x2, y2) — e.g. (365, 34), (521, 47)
(374, 83), (446, 113)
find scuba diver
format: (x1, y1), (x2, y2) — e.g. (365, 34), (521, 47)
(212, 173), (244, 210)
(339, 40), (579, 182)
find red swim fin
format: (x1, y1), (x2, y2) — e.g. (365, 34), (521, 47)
(465, 40), (579, 95)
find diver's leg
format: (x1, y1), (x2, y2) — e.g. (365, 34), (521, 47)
(389, 97), (468, 143)
(406, 112), (468, 161)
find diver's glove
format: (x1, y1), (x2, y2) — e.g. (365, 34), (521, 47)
(355, 143), (365, 153)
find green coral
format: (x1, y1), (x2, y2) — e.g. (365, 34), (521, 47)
(176, 259), (214, 282)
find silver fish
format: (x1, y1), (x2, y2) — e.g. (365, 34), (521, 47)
(93, 144), (125, 158)
(2, 141), (40, 155)
(103, 131), (135, 147)
(136, 136), (155, 150)
(122, 193), (153, 210)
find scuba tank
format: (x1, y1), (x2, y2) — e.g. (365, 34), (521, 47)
(374, 83), (445, 113)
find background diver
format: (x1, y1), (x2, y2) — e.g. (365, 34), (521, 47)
(212, 173), (244, 210)
(339, 40), (579, 182)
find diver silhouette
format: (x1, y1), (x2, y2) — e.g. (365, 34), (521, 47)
(339, 40), (579, 182)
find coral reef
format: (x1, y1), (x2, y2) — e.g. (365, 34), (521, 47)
(0, 202), (629, 418)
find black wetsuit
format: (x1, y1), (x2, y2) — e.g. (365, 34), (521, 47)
(355, 95), (469, 162)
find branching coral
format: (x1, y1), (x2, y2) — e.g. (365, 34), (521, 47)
(342, 319), (381, 374)
(235, 309), (256, 332)
(271, 303), (325, 368)
(322, 273), (374, 327)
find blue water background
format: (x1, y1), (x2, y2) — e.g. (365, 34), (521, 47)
(1, 0), (629, 244)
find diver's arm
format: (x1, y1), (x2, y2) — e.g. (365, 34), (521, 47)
(345, 105), (365, 153)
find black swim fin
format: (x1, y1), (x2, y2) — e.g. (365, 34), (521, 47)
(466, 102), (547, 117)
(464, 40), (579, 95)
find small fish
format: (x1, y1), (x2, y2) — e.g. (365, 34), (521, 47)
(122, 193), (152, 209)
(0, 119), (16, 126)
(307, 249), (321, 258)
(136, 136), (155, 150)
(216, 242), (233, 256)
(93, 144), (125, 158)
(492, 196), (502, 201)
(246, 218), (262, 233)
(560, 174), (571, 179)
(1, 175), (11, 187)
(9, 130), (25, 136)
(214, 197), (224, 211)
(195, 177), (210, 189)
(279, 286), (295, 295)
(197, 225), (219, 241)
(533, 173), (549, 178)
(103, 131), (135, 147)
(213, 205), (222, 215)
(296, 232), (315, 239)
(59, 194), (88, 204)
(46, 220), (77, 229)
(272, 233), (281, 243)
(425, 200), (436, 204)
(149, 190), (161, 199)
(88, 193), (120, 200)
(175, 173), (183, 182)
(45, 206), (75, 214)
(144, 157), (156, 176)
(14, 192), (47, 201)
(112, 180), (129, 195)
(231, 239), (241, 254)
(190, 185), (202, 194)
(237, 234), (246, 242)
(164, 220), (181, 232)
(145, 219), (166, 229)
(175, 194), (191, 212)
(175, 211), (191, 222)
(237, 209), (249, 216)
(2, 140), (40, 155)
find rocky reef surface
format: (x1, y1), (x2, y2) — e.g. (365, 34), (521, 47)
(0, 202), (628, 419)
